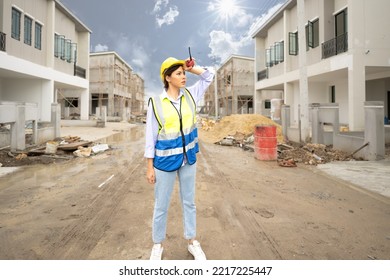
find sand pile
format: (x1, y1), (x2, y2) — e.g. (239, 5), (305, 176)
(198, 114), (284, 144)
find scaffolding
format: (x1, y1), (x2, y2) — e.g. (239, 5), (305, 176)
(89, 52), (145, 121)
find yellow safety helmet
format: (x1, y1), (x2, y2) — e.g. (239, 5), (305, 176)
(160, 57), (185, 82)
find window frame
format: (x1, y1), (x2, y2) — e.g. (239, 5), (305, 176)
(24, 15), (33, 45)
(34, 22), (42, 50)
(289, 31), (298, 55)
(306, 18), (319, 49)
(11, 7), (21, 41)
(275, 41), (284, 63)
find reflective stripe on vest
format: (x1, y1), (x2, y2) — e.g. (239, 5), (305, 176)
(150, 88), (198, 172)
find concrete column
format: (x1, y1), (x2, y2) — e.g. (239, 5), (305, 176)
(297, 0), (310, 142)
(348, 58), (366, 131)
(310, 103), (322, 144)
(232, 95), (238, 115)
(96, 106), (107, 128)
(281, 105), (290, 142)
(46, 0), (55, 68)
(51, 103), (61, 138)
(102, 106), (107, 123)
(79, 89), (89, 120)
(11, 105), (26, 151)
(32, 120), (38, 145)
(41, 80), (54, 122)
(364, 101), (385, 160)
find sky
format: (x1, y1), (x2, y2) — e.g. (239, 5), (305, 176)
(59, 0), (286, 98)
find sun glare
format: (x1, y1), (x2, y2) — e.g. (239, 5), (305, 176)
(216, 0), (238, 19)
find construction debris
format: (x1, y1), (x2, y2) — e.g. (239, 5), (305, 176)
(278, 143), (354, 165)
(73, 147), (92, 158)
(199, 114), (284, 144)
(0, 135), (111, 167)
(198, 115), (358, 165)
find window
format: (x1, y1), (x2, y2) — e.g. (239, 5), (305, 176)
(264, 100), (271, 109)
(330, 86), (336, 103)
(24, 15), (33, 45)
(54, 34), (77, 63)
(70, 43), (77, 63)
(226, 75), (231, 85)
(54, 34), (59, 57)
(54, 34), (65, 59)
(11, 8), (21, 40)
(306, 19), (319, 50)
(35, 22), (42, 50)
(336, 10), (348, 37)
(266, 48), (271, 67)
(266, 41), (284, 67)
(65, 39), (71, 62)
(335, 9), (348, 54)
(275, 41), (284, 63)
(289, 31), (298, 55)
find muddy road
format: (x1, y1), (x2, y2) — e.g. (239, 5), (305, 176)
(0, 125), (389, 260)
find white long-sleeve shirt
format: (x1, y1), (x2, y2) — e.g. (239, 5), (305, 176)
(144, 68), (214, 159)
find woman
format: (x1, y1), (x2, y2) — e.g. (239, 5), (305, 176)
(144, 56), (214, 260)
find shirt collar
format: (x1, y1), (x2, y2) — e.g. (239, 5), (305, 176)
(162, 89), (184, 102)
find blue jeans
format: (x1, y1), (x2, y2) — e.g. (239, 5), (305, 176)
(152, 163), (197, 244)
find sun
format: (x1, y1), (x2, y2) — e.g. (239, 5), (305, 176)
(215, 0), (238, 20)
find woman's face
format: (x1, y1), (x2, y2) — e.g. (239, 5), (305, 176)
(166, 66), (186, 88)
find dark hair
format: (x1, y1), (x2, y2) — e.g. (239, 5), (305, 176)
(163, 64), (183, 90)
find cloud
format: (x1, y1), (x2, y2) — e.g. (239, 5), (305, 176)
(233, 8), (254, 28)
(156, 7), (179, 27)
(208, 30), (251, 63)
(153, 0), (169, 13)
(93, 44), (109, 52)
(207, 2), (285, 64)
(152, 0), (179, 28)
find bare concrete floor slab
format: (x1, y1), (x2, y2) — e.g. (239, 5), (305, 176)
(317, 159), (390, 199)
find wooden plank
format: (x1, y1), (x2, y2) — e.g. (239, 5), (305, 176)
(58, 141), (92, 151)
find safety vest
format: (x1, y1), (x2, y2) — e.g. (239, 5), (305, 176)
(149, 88), (199, 172)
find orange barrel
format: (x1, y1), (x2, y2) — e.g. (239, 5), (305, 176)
(254, 125), (277, 160)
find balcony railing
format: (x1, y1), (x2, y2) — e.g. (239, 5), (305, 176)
(322, 33), (348, 59)
(0, 32), (6, 52)
(257, 68), (268, 81)
(74, 65), (86, 78)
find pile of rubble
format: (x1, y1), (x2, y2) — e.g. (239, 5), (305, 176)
(0, 136), (111, 167)
(278, 143), (355, 166)
(198, 114), (357, 166)
(199, 114), (284, 144)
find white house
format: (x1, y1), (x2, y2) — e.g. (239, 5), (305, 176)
(0, 0), (91, 149)
(252, 0), (390, 144)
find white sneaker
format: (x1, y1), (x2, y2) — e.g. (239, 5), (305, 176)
(188, 240), (207, 260)
(150, 244), (163, 260)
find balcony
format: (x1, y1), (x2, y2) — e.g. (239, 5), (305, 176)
(74, 65), (86, 78)
(257, 68), (268, 81)
(322, 33), (348, 59)
(0, 32), (6, 52)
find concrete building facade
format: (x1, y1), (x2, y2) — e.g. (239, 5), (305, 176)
(252, 0), (390, 143)
(0, 0), (91, 149)
(204, 55), (255, 117)
(89, 51), (144, 122)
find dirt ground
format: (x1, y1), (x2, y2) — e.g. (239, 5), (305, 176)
(0, 124), (389, 260)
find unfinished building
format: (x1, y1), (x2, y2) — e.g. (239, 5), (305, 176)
(88, 51), (144, 122)
(204, 55), (254, 117)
